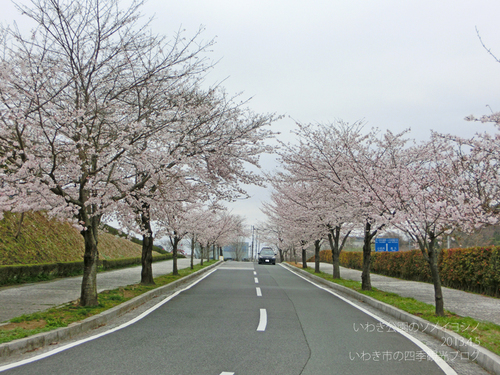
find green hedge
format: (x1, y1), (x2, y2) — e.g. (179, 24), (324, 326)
(370, 250), (432, 282)
(310, 247), (500, 297)
(0, 253), (178, 285)
(0, 261), (84, 285)
(439, 247), (500, 296)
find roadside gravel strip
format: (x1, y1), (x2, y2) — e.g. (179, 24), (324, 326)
(0, 261), (222, 360)
(281, 263), (500, 375)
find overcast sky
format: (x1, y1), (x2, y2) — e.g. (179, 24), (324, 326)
(3, 0), (500, 228)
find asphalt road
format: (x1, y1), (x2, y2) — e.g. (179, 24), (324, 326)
(0, 262), (456, 375)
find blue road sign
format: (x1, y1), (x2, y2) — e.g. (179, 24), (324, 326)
(375, 238), (399, 252)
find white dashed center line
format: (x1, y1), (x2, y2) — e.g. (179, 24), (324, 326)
(254, 277), (259, 284)
(256, 287), (262, 296)
(257, 308), (267, 332)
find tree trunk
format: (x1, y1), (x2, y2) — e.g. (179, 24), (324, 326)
(424, 234), (445, 316)
(212, 244), (216, 261)
(15, 212), (25, 239)
(429, 252), (445, 316)
(314, 239), (321, 273)
(80, 214), (100, 307)
(140, 210), (155, 285)
(190, 235), (195, 270)
(301, 248), (307, 269)
(200, 246), (204, 266)
(361, 221), (373, 291)
(328, 232), (341, 279)
(328, 226), (352, 279)
(206, 244), (210, 263)
(140, 232), (155, 285)
(171, 235), (180, 276)
(278, 248), (283, 263)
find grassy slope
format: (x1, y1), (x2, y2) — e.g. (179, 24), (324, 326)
(0, 212), (143, 265)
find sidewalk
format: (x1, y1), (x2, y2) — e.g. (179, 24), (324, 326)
(0, 258), (201, 323)
(307, 262), (500, 326)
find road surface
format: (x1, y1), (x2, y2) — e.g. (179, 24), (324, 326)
(0, 262), (481, 374)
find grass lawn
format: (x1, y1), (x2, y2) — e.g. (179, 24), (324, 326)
(289, 262), (500, 357)
(0, 260), (217, 344)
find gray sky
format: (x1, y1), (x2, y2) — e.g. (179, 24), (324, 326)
(3, 0), (500, 227)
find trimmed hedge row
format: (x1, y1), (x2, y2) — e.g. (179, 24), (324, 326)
(439, 247), (500, 296)
(0, 253), (175, 285)
(0, 261), (84, 285)
(310, 247), (500, 297)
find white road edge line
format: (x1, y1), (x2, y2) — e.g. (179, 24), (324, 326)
(0, 268), (219, 373)
(254, 277), (259, 284)
(256, 287), (262, 297)
(280, 264), (457, 375)
(257, 308), (267, 332)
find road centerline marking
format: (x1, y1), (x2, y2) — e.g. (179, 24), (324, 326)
(257, 308), (267, 332)
(254, 277), (259, 284)
(256, 287), (262, 297)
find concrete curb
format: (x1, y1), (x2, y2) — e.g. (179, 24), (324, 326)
(282, 263), (500, 375)
(0, 261), (222, 359)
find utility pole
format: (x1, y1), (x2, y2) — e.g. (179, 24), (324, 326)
(255, 229), (259, 256)
(251, 225), (254, 262)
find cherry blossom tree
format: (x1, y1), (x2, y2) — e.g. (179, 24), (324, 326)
(262, 174), (325, 270)
(157, 201), (200, 276)
(193, 209), (247, 263)
(277, 122), (366, 278)
(258, 219), (287, 262)
(318, 123), (408, 290)
(1, 0), (278, 304)
(364, 131), (490, 316)
(459, 113), (500, 219)
(119, 85), (276, 281)
(0, 0), (212, 306)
